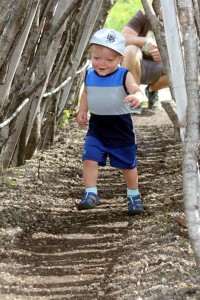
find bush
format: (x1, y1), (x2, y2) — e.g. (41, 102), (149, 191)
(104, 0), (143, 32)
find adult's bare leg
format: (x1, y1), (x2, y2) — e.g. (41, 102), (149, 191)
(149, 74), (168, 92)
(122, 45), (142, 85)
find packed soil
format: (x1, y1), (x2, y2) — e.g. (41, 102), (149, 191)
(0, 106), (199, 300)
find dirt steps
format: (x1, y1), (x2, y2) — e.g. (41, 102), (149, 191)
(0, 109), (199, 300)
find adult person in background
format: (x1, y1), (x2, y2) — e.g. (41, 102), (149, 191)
(121, 6), (168, 113)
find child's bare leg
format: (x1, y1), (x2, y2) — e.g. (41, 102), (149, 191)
(122, 168), (138, 190)
(83, 160), (98, 188)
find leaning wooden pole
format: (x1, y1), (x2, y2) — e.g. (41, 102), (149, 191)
(161, 0), (187, 141)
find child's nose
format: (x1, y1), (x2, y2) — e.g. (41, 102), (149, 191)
(99, 59), (106, 65)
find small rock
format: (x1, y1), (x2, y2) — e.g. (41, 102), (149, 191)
(98, 291), (105, 297)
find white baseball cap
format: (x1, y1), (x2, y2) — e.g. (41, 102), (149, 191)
(90, 28), (125, 55)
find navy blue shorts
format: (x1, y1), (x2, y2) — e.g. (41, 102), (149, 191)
(82, 136), (137, 169)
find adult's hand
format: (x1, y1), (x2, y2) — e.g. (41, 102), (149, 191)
(149, 48), (161, 61)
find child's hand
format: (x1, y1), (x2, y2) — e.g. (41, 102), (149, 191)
(76, 111), (87, 129)
(124, 94), (140, 109)
(123, 91), (148, 109)
(124, 92), (147, 109)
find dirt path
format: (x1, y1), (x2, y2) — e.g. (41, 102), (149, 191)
(0, 107), (199, 300)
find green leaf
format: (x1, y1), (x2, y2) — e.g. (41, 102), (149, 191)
(104, 0), (143, 32)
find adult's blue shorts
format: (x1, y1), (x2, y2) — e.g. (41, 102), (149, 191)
(82, 135), (137, 170)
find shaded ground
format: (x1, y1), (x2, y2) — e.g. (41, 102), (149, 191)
(0, 106), (199, 300)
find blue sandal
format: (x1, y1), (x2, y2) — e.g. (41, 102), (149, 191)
(76, 192), (101, 210)
(127, 195), (144, 215)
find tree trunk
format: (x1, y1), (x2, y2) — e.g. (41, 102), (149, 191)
(0, 1), (39, 113)
(142, 0), (200, 275)
(178, 0), (200, 272)
(161, 0), (188, 141)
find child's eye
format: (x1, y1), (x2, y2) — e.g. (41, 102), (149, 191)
(107, 59), (113, 62)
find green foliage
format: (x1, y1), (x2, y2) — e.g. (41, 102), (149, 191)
(3, 178), (17, 186)
(59, 110), (76, 127)
(104, 0), (143, 32)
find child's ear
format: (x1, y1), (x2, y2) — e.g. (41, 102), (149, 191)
(120, 56), (124, 63)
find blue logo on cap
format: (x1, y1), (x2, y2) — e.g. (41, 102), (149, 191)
(106, 33), (115, 44)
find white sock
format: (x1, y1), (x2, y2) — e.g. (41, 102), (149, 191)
(149, 86), (152, 92)
(85, 187), (97, 195)
(127, 188), (139, 196)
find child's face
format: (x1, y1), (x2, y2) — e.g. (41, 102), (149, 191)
(91, 44), (123, 76)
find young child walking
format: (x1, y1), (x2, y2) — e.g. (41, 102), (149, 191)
(76, 28), (146, 215)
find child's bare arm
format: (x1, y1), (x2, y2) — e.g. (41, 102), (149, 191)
(123, 71), (147, 109)
(76, 85), (88, 129)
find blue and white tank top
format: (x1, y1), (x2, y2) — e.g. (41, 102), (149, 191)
(85, 67), (136, 147)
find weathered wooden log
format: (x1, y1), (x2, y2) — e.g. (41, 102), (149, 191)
(161, 100), (181, 140)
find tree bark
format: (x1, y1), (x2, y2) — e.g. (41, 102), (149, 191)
(178, 0), (200, 272)
(0, 0), (118, 170)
